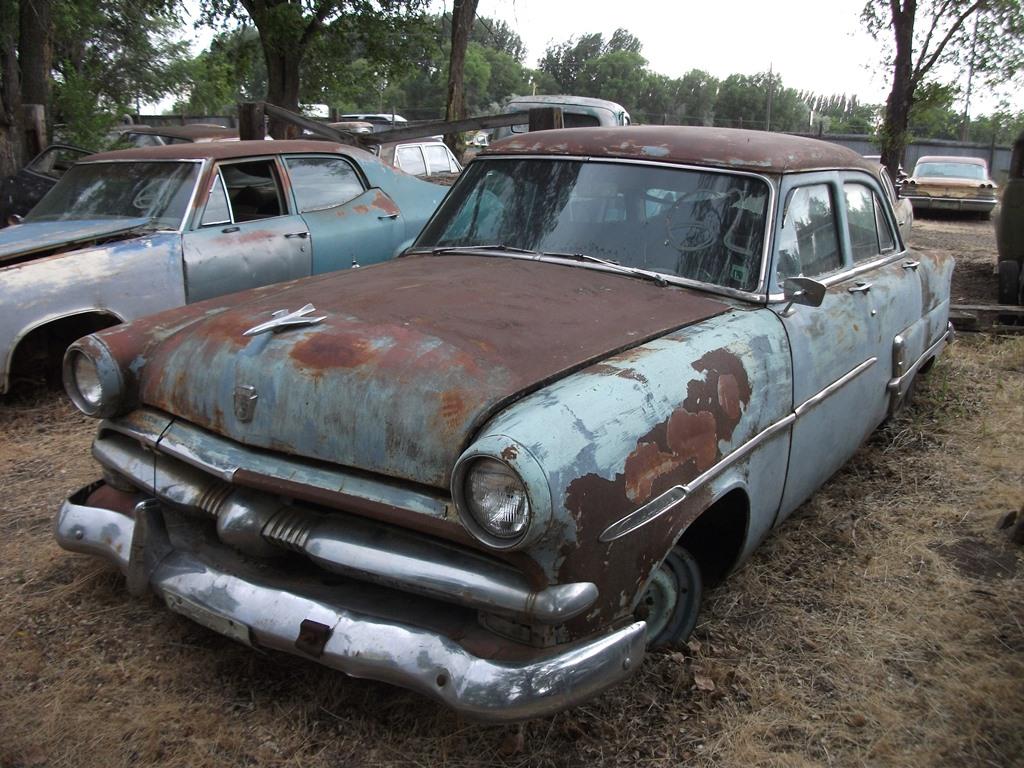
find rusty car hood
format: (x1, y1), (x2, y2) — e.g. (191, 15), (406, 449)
(139, 253), (731, 488)
(0, 217), (152, 265)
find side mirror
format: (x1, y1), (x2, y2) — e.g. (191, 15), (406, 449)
(5, 214), (22, 227)
(781, 276), (826, 316)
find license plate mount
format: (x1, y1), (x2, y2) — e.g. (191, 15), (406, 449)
(164, 590), (253, 646)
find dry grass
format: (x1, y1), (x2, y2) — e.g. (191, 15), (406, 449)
(1, 222), (1022, 768)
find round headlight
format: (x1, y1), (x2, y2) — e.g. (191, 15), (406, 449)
(464, 458), (530, 540)
(63, 339), (125, 418)
(70, 351), (103, 407)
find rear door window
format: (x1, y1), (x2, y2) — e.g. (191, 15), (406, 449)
(423, 144), (457, 174)
(844, 182), (895, 262)
(285, 156), (365, 212)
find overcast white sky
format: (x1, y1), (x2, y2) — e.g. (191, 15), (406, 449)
(169, 0), (1018, 115)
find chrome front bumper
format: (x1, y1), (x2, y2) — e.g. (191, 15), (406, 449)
(55, 485), (646, 722)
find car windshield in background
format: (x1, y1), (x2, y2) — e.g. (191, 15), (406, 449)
(914, 161), (987, 180)
(25, 161), (201, 230)
(415, 159), (769, 292)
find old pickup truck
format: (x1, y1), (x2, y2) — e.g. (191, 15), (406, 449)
(55, 127), (954, 721)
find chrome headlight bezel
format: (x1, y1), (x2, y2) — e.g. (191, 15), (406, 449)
(63, 338), (125, 418)
(452, 436), (553, 551)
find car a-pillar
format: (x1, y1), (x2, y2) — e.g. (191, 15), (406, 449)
(7, 311), (120, 393)
(640, 487), (749, 648)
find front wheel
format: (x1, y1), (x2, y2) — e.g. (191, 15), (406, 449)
(637, 546), (703, 648)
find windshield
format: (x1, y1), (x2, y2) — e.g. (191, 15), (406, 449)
(415, 159), (770, 292)
(25, 161), (201, 229)
(914, 161), (987, 180)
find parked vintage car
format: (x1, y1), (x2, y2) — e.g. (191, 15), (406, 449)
(901, 154), (998, 216)
(0, 144), (90, 225)
(54, 127), (953, 721)
(112, 123), (239, 147)
(0, 140), (444, 393)
(997, 131), (1024, 304)
(375, 137), (462, 178)
(492, 95), (631, 141)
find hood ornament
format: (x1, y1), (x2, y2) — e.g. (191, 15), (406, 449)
(243, 303), (325, 337)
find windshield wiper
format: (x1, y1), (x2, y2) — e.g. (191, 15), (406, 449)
(541, 251), (670, 286)
(427, 244), (541, 256)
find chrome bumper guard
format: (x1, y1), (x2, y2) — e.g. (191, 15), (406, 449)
(55, 485), (647, 722)
(888, 321), (954, 412)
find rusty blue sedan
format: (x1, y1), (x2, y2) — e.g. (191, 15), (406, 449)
(54, 127), (954, 720)
(0, 140), (445, 394)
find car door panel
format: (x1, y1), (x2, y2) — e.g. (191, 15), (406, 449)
(181, 159), (311, 303)
(301, 188), (402, 274)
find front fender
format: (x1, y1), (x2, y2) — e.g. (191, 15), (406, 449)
(471, 308), (792, 634)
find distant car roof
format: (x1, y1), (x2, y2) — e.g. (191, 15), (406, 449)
(485, 126), (879, 175)
(83, 139), (377, 163)
(504, 94), (628, 112)
(915, 155), (987, 166)
(121, 124), (238, 141)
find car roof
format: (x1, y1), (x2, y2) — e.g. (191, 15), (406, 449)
(915, 155), (987, 166)
(82, 139), (377, 163)
(122, 124), (238, 140)
(484, 126), (879, 175)
(505, 94), (628, 112)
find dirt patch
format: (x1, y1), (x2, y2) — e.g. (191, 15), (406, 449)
(0, 219), (1021, 767)
(933, 537), (1020, 580)
(909, 213), (999, 304)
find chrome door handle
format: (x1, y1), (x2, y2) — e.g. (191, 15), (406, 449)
(848, 281), (872, 294)
(284, 231), (308, 239)
(378, 213), (399, 220)
(221, 226), (239, 233)
(902, 259), (920, 270)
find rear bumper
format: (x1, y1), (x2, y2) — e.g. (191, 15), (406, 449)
(54, 484), (646, 722)
(903, 195), (996, 212)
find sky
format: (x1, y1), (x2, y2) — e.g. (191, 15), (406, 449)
(168, 0), (1019, 115)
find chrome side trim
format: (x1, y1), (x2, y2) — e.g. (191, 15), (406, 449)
(600, 357), (878, 542)
(55, 486), (645, 722)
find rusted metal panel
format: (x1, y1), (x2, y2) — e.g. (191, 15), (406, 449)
(82, 140), (378, 164)
(129, 254), (731, 488)
(486, 125), (881, 175)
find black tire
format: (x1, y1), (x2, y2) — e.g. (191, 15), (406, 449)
(999, 260), (1021, 305)
(637, 546), (703, 649)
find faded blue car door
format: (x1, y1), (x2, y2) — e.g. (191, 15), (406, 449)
(181, 157), (311, 303)
(770, 173), (883, 522)
(283, 154), (403, 273)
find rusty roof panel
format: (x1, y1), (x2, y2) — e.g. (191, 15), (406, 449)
(83, 140), (377, 164)
(484, 126), (878, 175)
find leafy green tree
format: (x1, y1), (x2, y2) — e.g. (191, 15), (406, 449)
(200, 0), (429, 136)
(861, 0), (1024, 181)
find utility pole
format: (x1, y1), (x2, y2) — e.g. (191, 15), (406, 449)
(765, 63), (774, 132)
(960, 14), (979, 142)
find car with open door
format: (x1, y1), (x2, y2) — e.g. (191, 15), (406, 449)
(54, 127), (953, 721)
(0, 140), (444, 393)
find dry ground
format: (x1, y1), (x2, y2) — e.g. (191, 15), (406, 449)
(1, 218), (1021, 768)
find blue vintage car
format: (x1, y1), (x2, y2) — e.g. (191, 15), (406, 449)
(0, 140), (444, 393)
(54, 127), (954, 721)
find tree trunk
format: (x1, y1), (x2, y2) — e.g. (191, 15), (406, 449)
(443, 0), (478, 158)
(18, 0), (52, 114)
(264, 47), (304, 139)
(880, 0), (917, 182)
(0, 1), (22, 177)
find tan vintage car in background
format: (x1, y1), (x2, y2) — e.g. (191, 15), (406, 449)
(901, 155), (998, 217)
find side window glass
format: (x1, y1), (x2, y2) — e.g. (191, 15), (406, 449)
(844, 183), (895, 262)
(423, 144), (454, 174)
(201, 172), (231, 226)
(220, 160), (284, 222)
(874, 192), (896, 252)
(285, 156), (364, 212)
(776, 184), (841, 281)
(397, 146), (427, 176)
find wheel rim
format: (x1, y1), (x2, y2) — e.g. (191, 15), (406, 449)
(639, 567), (680, 641)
